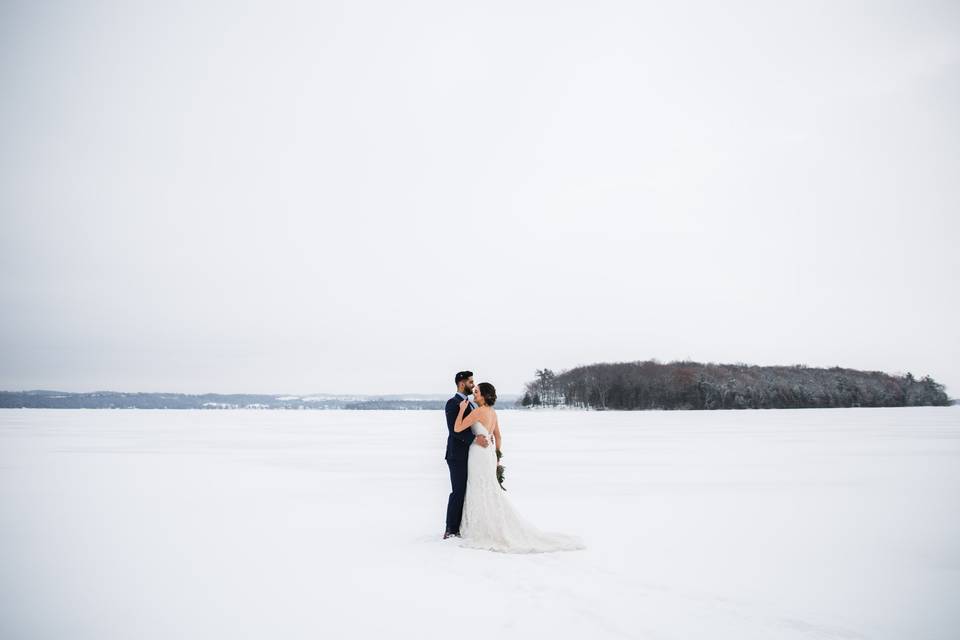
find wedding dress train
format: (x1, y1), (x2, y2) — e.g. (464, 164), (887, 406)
(458, 422), (585, 553)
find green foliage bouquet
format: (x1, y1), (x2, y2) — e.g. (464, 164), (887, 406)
(496, 448), (506, 491)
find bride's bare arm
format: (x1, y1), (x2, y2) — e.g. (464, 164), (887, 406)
(454, 400), (486, 432)
(492, 412), (502, 451)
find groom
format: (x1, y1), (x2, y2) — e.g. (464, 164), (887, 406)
(444, 370), (490, 539)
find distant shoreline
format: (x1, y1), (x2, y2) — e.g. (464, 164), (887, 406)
(0, 390), (522, 411)
(0, 393), (955, 411)
(1, 386), (955, 411)
(0, 406), (955, 411)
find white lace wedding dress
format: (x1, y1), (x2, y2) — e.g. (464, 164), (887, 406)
(458, 421), (585, 553)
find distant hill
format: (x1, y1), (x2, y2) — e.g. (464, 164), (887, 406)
(520, 361), (951, 410)
(0, 391), (521, 410)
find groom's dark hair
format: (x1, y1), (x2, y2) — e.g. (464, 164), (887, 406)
(455, 371), (473, 384)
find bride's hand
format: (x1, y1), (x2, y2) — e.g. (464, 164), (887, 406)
(459, 399), (469, 411)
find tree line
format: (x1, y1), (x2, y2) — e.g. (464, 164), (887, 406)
(520, 360), (951, 410)
(0, 390), (521, 410)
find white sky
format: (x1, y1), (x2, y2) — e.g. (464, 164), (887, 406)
(1, 1), (958, 396)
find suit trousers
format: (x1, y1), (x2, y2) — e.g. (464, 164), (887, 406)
(445, 457), (468, 534)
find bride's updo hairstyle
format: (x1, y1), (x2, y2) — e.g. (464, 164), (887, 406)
(478, 382), (497, 407)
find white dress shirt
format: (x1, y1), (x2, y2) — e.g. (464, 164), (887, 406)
(455, 391), (477, 410)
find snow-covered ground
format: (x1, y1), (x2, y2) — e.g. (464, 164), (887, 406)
(1, 407), (957, 640)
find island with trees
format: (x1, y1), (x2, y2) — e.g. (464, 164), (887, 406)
(520, 360), (951, 410)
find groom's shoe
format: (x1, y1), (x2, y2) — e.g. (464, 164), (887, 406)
(443, 530), (461, 540)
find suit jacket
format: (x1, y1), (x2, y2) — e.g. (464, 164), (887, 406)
(445, 394), (477, 461)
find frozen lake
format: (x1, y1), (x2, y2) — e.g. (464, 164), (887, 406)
(1, 407), (958, 639)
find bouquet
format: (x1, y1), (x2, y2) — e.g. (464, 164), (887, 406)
(496, 449), (506, 491)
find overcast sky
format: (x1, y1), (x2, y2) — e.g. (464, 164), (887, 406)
(1, 1), (958, 397)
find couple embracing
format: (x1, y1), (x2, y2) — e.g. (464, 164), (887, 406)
(443, 370), (584, 553)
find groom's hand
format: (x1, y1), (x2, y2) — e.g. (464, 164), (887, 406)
(475, 434), (490, 448)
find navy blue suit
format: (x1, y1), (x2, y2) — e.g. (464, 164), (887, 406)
(445, 393), (476, 534)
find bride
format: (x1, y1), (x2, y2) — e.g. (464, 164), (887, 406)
(452, 381), (585, 553)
